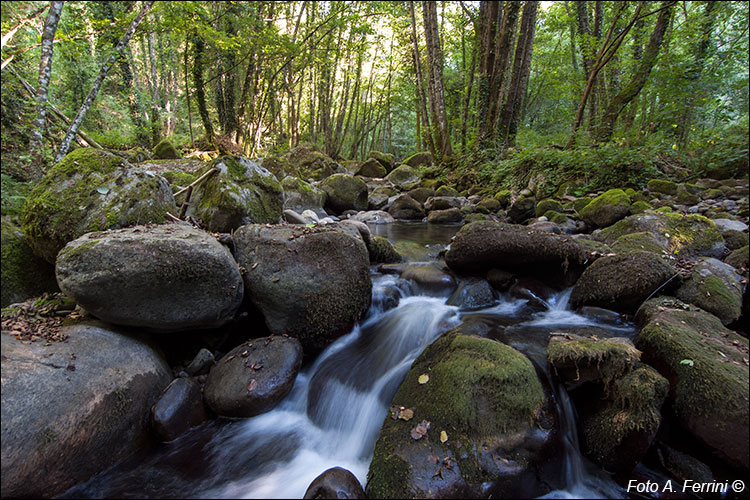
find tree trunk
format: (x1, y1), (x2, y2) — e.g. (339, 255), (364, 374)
(147, 31), (161, 145)
(422, 1), (453, 159)
(29, 0), (64, 179)
(596, 2), (674, 143)
(55, 1), (155, 164)
(409, 1), (435, 156)
(192, 32), (214, 145)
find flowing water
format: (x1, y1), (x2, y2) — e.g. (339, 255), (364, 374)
(62, 223), (635, 499)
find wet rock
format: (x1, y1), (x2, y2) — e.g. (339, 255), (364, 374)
(204, 336), (302, 418)
(151, 378), (207, 441)
(303, 467), (366, 499)
(321, 174), (368, 214)
(580, 189), (631, 228)
(527, 220), (562, 234)
(548, 334), (641, 387)
(508, 196), (536, 223)
(188, 156), (283, 232)
(427, 207), (463, 224)
(636, 305), (749, 469)
(21, 148), (176, 263)
(234, 224), (371, 353)
(400, 264), (457, 294)
(656, 444), (714, 484)
(55, 224), (244, 331)
(486, 268), (515, 291)
(284, 209), (309, 224)
(388, 194), (424, 220)
(425, 196), (464, 211)
(385, 165), (420, 191)
(435, 185), (460, 197)
(367, 330), (558, 498)
(367, 236), (402, 264)
(185, 348), (215, 376)
(368, 186), (398, 210)
(577, 306), (626, 325)
(0, 321), (171, 498)
(722, 229), (749, 250)
(1, 217), (58, 307)
(351, 210), (394, 224)
(569, 251), (676, 313)
(446, 279), (496, 310)
(674, 257), (743, 325)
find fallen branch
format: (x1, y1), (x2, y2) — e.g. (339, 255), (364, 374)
(174, 167), (219, 198)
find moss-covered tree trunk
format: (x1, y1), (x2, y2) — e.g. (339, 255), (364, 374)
(192, 32), (214, 146)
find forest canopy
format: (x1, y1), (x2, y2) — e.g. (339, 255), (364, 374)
(1, 1), (748, 191)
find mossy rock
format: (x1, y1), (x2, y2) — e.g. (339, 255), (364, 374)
(725, 245), (748, 270)
(536, 199), (563, 218)
(402, 151), (433, 168)
(722, 229), (749, 251)
(700, 188), (724, 200)
(367, 330), (553, 498)
(320, 174), (368, 214)
(152, 139), (180, 160)
(579, 363), (668, 473)
(674, 185), (700, 206)
(573, 197), (593, 214)
(629, 200), (652, 215)
(654, 206), (673, 213)
(635, 307), (749, 469)
(1, 217), (58, 307)
(570, 251), (676, 313)
(508, 196), (536, 223)
(188, 156), (283, 232)
(435, 185), (460, 197)
(367, 236), (402, 264)
(674, 257), (743, 325)
(494, 190), (511, 208)
(281, 176), (327, 217)
(368, 151), (396, 172)
(284, 146), (340, 181)
(385, 165), (421, 191)
(647, 179), (678, 196)
(596, 213), (725, 259)
(20, 148), (175, 263)
(477, 197), (500, 213)
(548, 334), (642, 387)
(580, 189), (631, 228)
(611, 232), (666, 256)
(556, 181), (579, 198)
(160, 170), (197, 192)
(407, 187), (435, 205)
(543, 210), (570, 225)
(355, 158), (387, 178)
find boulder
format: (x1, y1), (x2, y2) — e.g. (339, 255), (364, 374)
(647, 179), (678, 196)
(284, 146), (340, 181)
(304, 467), (366, 499)
(204, 336), (302, 418)
(368, 186), (398, 210)
(725, 245), (748, 270)
(188, 156), (283, 232)
(636, 306), (749, 469)
(151, 378), (207, 441)
(674, 257), (743, 325)
(388, 194), (424, 220)
(355, 158), (387, 178)
(427, 207), (463, 224)
(722, 229), (748, 251)
(548, 334), (641, 386)
(233, 224), (371, 353)
(569, 251), (676, 313)
(445, 221), (586, 276)
(434, 185), (460, 197)
(595, 213), (725, 259)
(0, 321), (171, 498)
(282, 176), (327, 219)
(611, 231), (667, 256)
(1, 217), (58, 307)
(711, 218), (748, 233)
(407, 187), (435, 204)
(508, 196), (536, 223)
(367, 236), (402, 264)
(367, 330), (557, 498)
(351, 210), (395, 225)
(367, 151), (396, 172)
(579, 189), (631, 228)
(385, 165), (421, 191)
(320, 174), (368, 214)
(400, 264), (457, 294)
(535, 199), (563, 218)
(55, 224), (243, 331)
(477, 197), (501, 213)
(425, 196), (464, 211)
(495, 190), (511, 208)
(21, 148), (176, 263)
(446, 279), (496, 310)
(152, 139), (180, 159)
(185, 348), (215, 376)
(402, 151), (433, 167)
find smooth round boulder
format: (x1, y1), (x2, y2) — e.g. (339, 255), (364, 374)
(580, 189), (631, 228)
(355, 158), (387, 178)
(388, 194), (424, 220)
(55, 224), (244, 331)
(1, 321), (171, 498)
(320, 174), (368, 214)
(402, 151), (433, 167)
(151, 377), (207, 441)
(508, 196), (536, 223)
(233, 224), (371, 353)
(446, 278), (496, 310)
(204, 336), (302, 418)
(427, 207), (463, 224)
(674, 257), (743, 325)
(385, 165), (420, 191)
(304, 467), (366, 499)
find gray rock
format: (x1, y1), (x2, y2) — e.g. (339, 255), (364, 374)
(151, 378), (207, 441)
(388, 194), (425, 220)
(446, 279), (496, 310)
(385, 165), (420, 191)
(304, 467), (366, 499)
(400, 263), (456, 294)
(1, 217), (58, 307)
(204, 336), (302, 418)
(320, 174), (368, 214)
(1, 321), (171, 498)
(351, 210), (395, 224)
(674, 257), (743, 325)
(427, 207), (463, 224)
(185, 348), (215, 376)
(508, 196), (536, 223)
(355, 158), (387, 178)
(283, 209), (309, 224)
(55, 224), (243, 331)
(282, 176), (327, 219)
(712, 218), (748, 232)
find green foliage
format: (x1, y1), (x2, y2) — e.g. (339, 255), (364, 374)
(1, 174), (31, 219)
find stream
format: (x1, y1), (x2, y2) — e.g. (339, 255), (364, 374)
(61, 222), (637, 499)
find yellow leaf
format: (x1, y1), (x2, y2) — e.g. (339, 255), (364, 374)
(398, 408), (414, 421)
(440, 430), (448, 443)
(418, 373), (430, 384)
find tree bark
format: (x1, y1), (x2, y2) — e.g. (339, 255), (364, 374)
(192, 32), (214, 145)
(409, 1), (435, 156)
(148, 31), (162, 146)
(55, 1), (154, 164)
(422, 1), (453, 159)
(29, 0), (64, 179)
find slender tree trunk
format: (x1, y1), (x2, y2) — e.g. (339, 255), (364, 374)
(422, 0), (453, 159)
(486, 1), (520, 141)
(55, 1), (154, 163)
(29, 1), (64, 179)
(192, 33), (214, 145)
(184, 36), (194, 147)
(147, 31), (161, 145)
(461, 40), (477, 153)
(409, 1), (435, 156)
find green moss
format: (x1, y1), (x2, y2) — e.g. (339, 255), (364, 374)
(701, 188), (724, 200)
(573, 197), (592, 213)
(435, 185), (459, 197)
(675, 186), (700, 205)
(580, 189), (631, 227)
(647, 179), (678, 195)
(543, 210), (571, 225)
(36, 427), (58, 447)
(612, 232), (665, 255)
(152, 139), (179, 159)
(548, 336), (641, 386)
(494, 190), (511, 208)
(1, 218), (58, 306)
(629, 201), (652, 214)
(536, 198), (564, 217)
(654, 206), (673, 213)
(663, 213), (723, 258)
(725, 245), (748, 269)
(367, 236), (402, 264)
(161, 171), (197, 190)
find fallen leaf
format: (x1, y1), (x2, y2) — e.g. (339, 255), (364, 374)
(440, 430), (448, 443)
(247, 379), (257, 392)
(418, 373), (430, 384)
(443, 456), (453, 470)
(398, 408), (414, 421)
(389, 405), (401, 420)
(427, 455), (440, 464)
(410, 420), (430, 440)
(432, 468), (443, 479)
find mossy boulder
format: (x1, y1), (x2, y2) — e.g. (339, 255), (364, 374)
(284, 146), (340, 181)
(427, 207), (463, 224)
(674, 257), (743, 325)
(573, 197), (593, 213)
(578, 363), (669, 473)
(675, 185), (700, 205)
(548, 334), (642, 388)
(367, 236), (402, 264)
(367, 330), (555, 498)
(402, 151), (433, 168)
(1, 217), (58, 307)
(635, 306), (749, 469)
(0, 321), (171, 498)
(570, 251), (676, 313)
(407, 187), (435, 204)
(320, 174), (368, 214)
(152, 139), (180, 159)
(477, 197), (500, 213)
(508, 196), (536, 223)
(385, 165), (421, 191)
(721, 229), (749, 251)
(233, 224), (371, 354)
(55, 224), (244, 331)
(20, 148), (176, 263)
(435, 185), (460, 197)
(495, 189), (511, 208)
(596, 213), (725, 259)
(388, 194), (424, 220)
(160, 170), (197, 192)
(629, 201), (652, 215)
(647, 179), (678, 196)
(368, 185), (398, 210)
(368, 151), (396, 172)
(611, 232), (667, 256)
(355, 158), (387, 178)
(579, 189), (632, 228)
(725, 245), (748, 270)
(281, 176), (327, 219)
(188, 156), (283, 232)
(535, 199), (563, 218)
